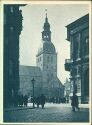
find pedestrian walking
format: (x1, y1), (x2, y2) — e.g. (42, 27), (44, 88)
(36, 96), (40, 108)
(40, 94), (46, 109)
(71, 92), (80, 112)
(19, 94), (24, 107)
(24, 95), (28, 107)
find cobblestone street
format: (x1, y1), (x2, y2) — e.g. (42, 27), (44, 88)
(4, 103), (89, 123)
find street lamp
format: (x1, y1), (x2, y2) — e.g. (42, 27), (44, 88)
(31, 78), (35, 108)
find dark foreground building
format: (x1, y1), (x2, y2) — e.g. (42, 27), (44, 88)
(65, 14), (89, 103)
(4, 5), (23, 108)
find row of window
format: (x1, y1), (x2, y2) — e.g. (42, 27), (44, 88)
(44, 65), (56, 70)
(37, 56), (54, 62)
(38, 63), (56, 70)
(71, 33), (89, 59)
(70, 65), (81, 76)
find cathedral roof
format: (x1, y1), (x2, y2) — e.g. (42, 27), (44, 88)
(19, 65), (42, 76)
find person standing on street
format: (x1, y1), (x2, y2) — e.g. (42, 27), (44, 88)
(71, 92), (80, 112)
(36, 96), (40, 108)
(24, 95), (28, 107)
(40, 94), (46, 109)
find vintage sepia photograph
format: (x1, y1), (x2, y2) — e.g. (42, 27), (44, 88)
(2, 1), (91, 124)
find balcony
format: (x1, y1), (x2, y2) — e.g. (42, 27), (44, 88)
(65, 59), (73, 63)
(65, 59), (73, 71)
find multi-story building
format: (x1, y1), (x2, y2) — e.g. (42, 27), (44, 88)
(65, 14), (89, 103)
(4, 5), (23, 107)
(64, 78), (71, 103)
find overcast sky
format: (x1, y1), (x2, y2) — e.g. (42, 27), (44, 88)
(20, 4), (89, 84)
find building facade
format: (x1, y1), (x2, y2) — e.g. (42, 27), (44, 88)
(19, 12), (64, 100)
(4, 5), (23, 107)
(36, 12), (64, 99)
(19, 65), (42, 97)
(64, 78), (71, 103)
(65, 14), (89, 103)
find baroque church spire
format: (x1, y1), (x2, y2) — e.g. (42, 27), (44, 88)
(42, 9), (51, 42)
(45, 9), (48, 22)
(36, 10), (56, 57)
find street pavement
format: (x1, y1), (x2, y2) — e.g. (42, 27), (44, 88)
(4, 103), (89, 123)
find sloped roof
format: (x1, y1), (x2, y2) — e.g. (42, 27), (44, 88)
(19, 65), (42, 76)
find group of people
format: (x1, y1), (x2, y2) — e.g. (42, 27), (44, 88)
(30, 95), (67, 108)
(32, 92), (80, 111)
(12, 92), (79, 112)
(31, 94), (46, 109)
(18, 95), (28, 107)
(12, 94), (28, 107)
(46, 97), (66, 103)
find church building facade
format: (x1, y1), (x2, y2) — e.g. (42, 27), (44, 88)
(19, 12), (64, 100)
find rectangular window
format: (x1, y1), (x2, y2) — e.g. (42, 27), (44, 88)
(38, 58), (39, 62)
(73, 34), (79, 60)
(85, 37), (89, 55)
(10, 6), (13, 13)
(47, 56), (49, 62)
(78, 33), (81, 58)
(40, 57), (41, 61)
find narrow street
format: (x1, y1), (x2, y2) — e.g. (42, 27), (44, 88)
(4, 103), (89, 123)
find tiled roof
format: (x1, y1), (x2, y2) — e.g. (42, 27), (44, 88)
(19, 65), (42, 76)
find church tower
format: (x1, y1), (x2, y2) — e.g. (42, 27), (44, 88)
(36, 10), (64, 98)
(36, 10), (57, 79)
